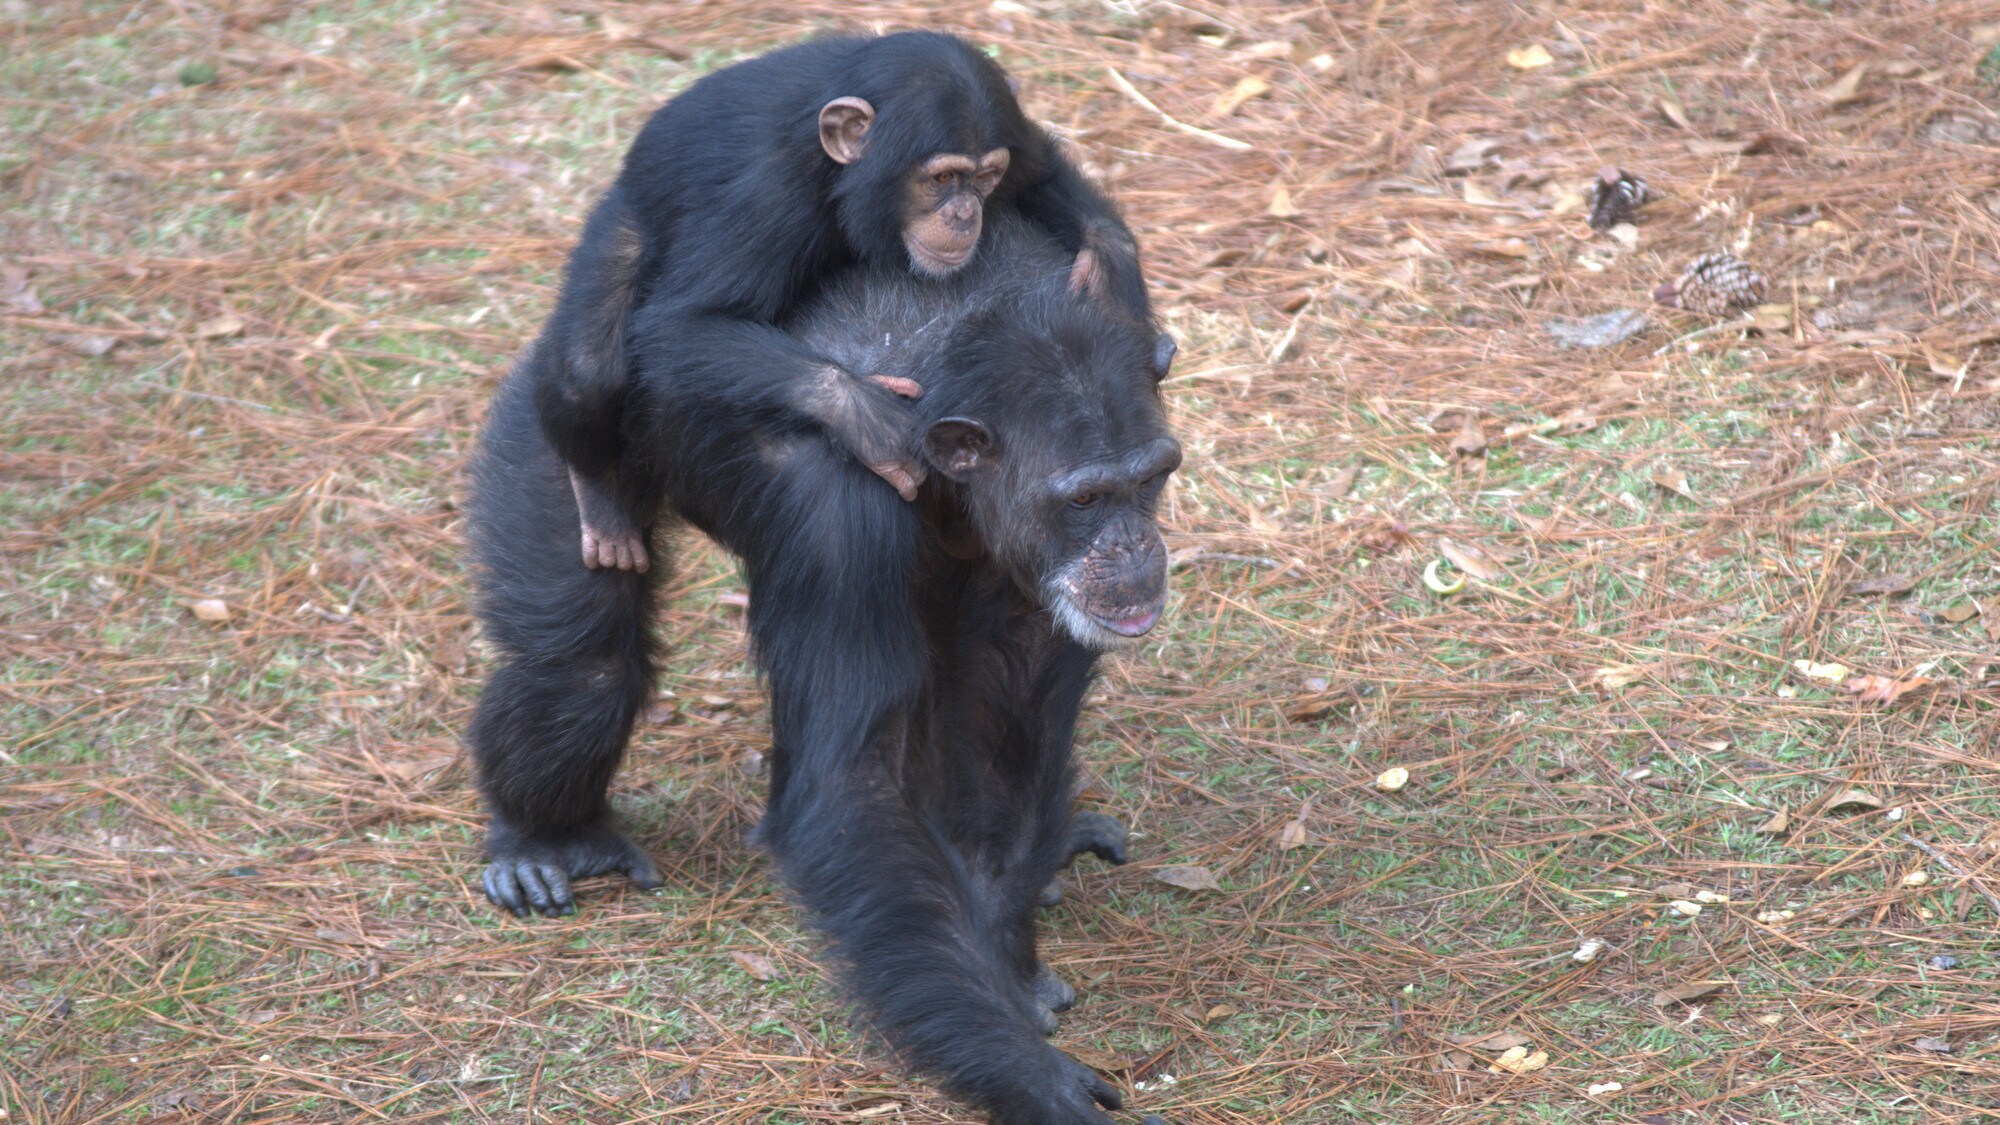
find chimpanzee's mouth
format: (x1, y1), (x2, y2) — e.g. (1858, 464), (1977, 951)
(1090, 606), (1162, 637)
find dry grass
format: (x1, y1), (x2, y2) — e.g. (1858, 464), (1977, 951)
(5, 1), (2000, 1122)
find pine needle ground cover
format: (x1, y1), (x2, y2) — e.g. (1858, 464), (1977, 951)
(5, 3), (1998, 1122)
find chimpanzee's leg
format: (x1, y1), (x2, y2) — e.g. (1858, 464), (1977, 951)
(467, 355), (664, 916)
(534, 186), (655, 572)
(712, 453), (1122, 1125)
(957, 620), (1105, 1037)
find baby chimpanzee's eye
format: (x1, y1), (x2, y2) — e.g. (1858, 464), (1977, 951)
(933, 170), (955, 186)
(1070, 492), (1099, 509)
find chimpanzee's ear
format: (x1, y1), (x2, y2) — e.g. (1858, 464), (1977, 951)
(923, 417), (997, 482)
(818, 97), (875, 165)
(1066, 248), (1103, 300)
(1151, 332), (1177, 382)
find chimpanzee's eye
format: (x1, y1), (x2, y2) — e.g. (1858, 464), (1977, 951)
(933, 171), (955, 186)
(1070, 492), (1099, 509)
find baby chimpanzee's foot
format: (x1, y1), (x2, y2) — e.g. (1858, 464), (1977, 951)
(482, 819), (662, 917)
(569, 468), (649, 572)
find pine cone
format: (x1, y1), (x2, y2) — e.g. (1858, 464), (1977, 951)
(1654, 252), (1767, 316)
(1586, 167), (1651, 231)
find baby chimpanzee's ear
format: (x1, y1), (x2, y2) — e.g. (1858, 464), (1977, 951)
(923, 417), (997, 482)
(818, 97), (876, 165)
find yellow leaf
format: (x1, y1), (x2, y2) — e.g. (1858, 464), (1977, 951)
(1211, 75), (1271, 117)
(1593, 663), (1652, 689)
(1790, 659), (1850, 683)
(1265, 186), (1300, 217)
(1506, 44), (1554, 70)
(1374, 767), (1409, 792)
(1817, 62), (1868, 106)
(1488, 1046), (1550, 1073)
(187, 597), (233, 622)
(194, 314), (245, 339)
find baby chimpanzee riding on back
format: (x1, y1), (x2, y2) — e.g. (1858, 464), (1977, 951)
(531, 31), (1163, 573)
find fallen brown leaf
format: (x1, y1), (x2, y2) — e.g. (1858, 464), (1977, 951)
(1448, 413), (1488, 458)
(1437, 538), (1504, 581)
(1941, 601), (1981, 624)
(1823, 787), (1884, 812)
(1153, 865), (1223, 892)
(1653, 980), (1726, 1007)
(1650, 469), (1696, 500)
(1275, 819), (1309, 851)
(730, 950), (782, 981)
(1755, 807), (1790, 835)
(1842, 674), (1930, 704)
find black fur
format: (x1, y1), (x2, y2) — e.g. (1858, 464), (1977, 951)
(465, 217), (1176, 1124)
(534, 31), (1153, 557)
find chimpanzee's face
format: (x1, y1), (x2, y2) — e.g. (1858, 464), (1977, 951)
(924, 419), (1180, 651)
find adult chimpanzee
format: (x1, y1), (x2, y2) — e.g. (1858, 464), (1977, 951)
(465, 214), (1178, 1124)
(534, 30), (1161, 576)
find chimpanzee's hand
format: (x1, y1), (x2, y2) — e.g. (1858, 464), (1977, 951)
(804, 364), (926, 501)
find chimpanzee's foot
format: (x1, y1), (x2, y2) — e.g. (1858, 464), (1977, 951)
(1020, 960), (1078, 1036)
(481, 819), (662, 917)
(569, 468), (649, 572)
(1034, 962), (1076, 1012)
(1039, 812), (1131, 911)
(1066, 811), (1128, 866)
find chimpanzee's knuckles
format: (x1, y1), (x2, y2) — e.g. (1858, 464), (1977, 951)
(1084, 1071), (1123, 1111)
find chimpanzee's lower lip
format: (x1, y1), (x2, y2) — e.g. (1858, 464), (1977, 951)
(1094, 607), (1162, 637)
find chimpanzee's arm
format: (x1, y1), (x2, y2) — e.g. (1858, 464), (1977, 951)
(1012, 140), (1151, 325)
(633, 306), (926, 499)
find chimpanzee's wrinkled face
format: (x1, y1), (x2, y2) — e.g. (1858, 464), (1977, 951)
(924, 417), (1180, 651)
